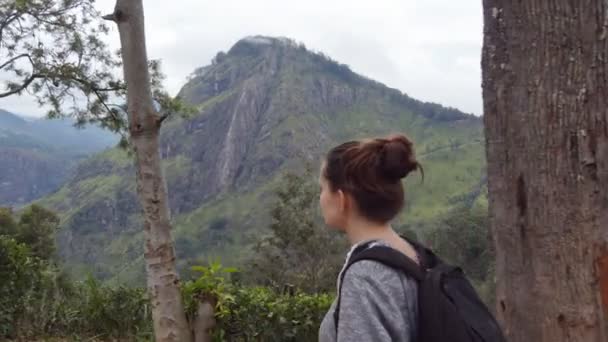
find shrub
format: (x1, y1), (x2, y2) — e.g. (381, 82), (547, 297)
(184, 262), (333, 342)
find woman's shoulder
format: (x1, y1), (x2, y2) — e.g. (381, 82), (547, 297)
(343, 259), (418, 291)
(345, 240), (418, 280)
(339, 258), (418, 335)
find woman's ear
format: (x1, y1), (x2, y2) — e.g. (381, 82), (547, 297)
(337, 189), (350, 214)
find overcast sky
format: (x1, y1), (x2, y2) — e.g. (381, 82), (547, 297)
(0, 0), (483, 117)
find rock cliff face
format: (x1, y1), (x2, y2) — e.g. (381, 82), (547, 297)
(40, 36), (485, 283)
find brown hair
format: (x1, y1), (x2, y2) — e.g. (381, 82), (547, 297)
(323, 134), (422, 223)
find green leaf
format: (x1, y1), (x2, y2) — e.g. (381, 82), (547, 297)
(190, 265), (208, 273)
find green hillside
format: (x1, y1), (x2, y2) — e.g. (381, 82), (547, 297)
(39, 36), (485, 284)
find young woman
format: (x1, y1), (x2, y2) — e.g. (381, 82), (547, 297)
(318, 134), (422, 342)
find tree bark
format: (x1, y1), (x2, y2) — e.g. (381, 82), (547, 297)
(482, 1), (608, 341)
(193, 299), (217, 342)
(104, 1), (190, 341)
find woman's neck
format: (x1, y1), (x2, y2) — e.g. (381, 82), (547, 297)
(345, 219), (396, 246)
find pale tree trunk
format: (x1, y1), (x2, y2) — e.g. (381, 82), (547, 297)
(482, 1), (608, 341)
(192, 299), (217, 342)
(103, 1), (190, 341)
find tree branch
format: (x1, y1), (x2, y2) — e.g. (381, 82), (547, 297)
(38, 2), (83, 17)
(0, 74), (42, 98)
(0, 53), (31, 70)
(0, 12), (20, 43)
(29, 13), (72, 29)
(102, 7), (125, 23)
(93, 89), (113, 111)
(70, 76), (124, 92)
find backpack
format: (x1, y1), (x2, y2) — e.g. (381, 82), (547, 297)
(333, 238), (507, 342)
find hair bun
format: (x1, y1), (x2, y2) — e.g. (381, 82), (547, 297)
(379, 135), (419, 181)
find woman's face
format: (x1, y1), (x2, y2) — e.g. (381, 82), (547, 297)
(319, 166), (346, 231)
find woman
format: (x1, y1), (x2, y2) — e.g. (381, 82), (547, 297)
(318, 134), (421, 342)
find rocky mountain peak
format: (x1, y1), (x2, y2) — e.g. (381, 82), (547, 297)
(37, 37), (484, 282)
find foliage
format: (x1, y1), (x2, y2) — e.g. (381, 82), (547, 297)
(0, 204), (59, 261)
(0, 205), (152, 340)
(182, 260), (238, 319)
(15, 204), (60, 260)
(0, 0), (192, 144)
(2, 252), (333, 341)
(0, 0), (125, 128)
(0, 208), (18, 237)
(0, 204), (497, 340)
(247, 168), (345, 293)
(215, 287), (332, 342)
(425, 205), (496, 305)
(0, 236), (37, 337)
(10, 270), (152, 340)
(1, 236), (335, 341)
(66, 276), (152, 339)
(183, 261), (333, 342)
(426, 205), (493, 281)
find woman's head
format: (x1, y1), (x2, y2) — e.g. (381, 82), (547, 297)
(319, 134), (421, 230)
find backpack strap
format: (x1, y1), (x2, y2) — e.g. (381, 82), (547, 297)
(400, 235), (441, 270)
(333, 244), (425, 330)
(348, 246), (425, 281)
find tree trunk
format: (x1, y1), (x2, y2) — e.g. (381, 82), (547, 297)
(103, 1), (190, 341)
(192, 299), (217, 342)
(481, 1), (608, 341)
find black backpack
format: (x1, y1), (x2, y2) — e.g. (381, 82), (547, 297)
(334, 238), (507, 342)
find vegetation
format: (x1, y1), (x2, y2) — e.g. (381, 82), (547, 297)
(0, 205), (334, 341)
(0, 0), (124, 130)
(246, 168), (345, 293)
(424, 205), (495, 307)
(182, 260), (333, 341)
(1, 179), (496, 341)
(210, 286), (332, 341)
(0, 205), (151, 340)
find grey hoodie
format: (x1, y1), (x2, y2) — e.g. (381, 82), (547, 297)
(319, 241), (418, 342)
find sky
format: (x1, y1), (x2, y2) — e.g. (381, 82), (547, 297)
(0, 0), (484, 117)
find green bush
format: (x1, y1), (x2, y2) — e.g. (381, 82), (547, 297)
(0, 235), (152, 340)
(1, 205), (153, 340)
(183, 262), (333, 342)
(216, 287), (332, 341)
(64, 277), (153, 339)
(0, 236), (37, 337)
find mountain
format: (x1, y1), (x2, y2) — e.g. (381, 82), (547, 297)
(39, 36), (485, 284)
(0, 109), (118, 205)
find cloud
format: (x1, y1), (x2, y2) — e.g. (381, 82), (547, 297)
(0, 0), (483, 117)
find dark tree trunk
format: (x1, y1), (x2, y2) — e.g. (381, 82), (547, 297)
(482, 1), (608, 341)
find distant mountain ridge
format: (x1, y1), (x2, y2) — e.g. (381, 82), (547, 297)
(0, 109), (118, 155)
(0, 109), (118, 205)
